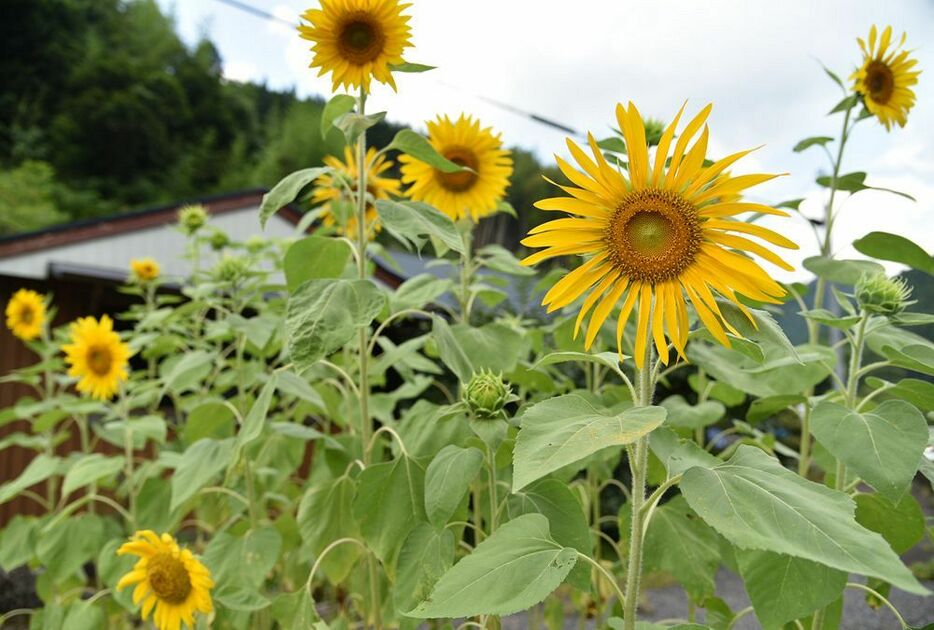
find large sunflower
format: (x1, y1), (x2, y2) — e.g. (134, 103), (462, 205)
(5, 289), (46, 341)
(851, 25), (920, 130)
(117, 531), (214, 630)
(399, 114), (514, 221)
(522, 102), (797, 368)
(298, 0), (413, 93)
(312, 146), (401, 238)
(61, 315), (131, 400)
(130, 258), (161, 283)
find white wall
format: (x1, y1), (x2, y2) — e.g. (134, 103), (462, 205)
(0, 205), (298, 281)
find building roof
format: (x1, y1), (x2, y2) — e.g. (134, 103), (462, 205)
(0, 189), (407, 288)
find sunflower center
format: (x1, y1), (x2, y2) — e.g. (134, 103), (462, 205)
(338, 17), (385, 65)
(86, 344), (114, 377)
(436, 148), (479, 192)
(864, 60), (895, 104)
(147, 553), (192, 604)
(606, 189), (701, 285)
(19, 306), (34, 324)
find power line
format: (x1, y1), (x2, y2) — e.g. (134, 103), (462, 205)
(208, 0), (581, 137)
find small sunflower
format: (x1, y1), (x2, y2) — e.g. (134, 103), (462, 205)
(851, 25), (920, 130)
(61, 315), (131, 400)
(299, 0), (413, 93)
(399, 114), (514, 221)
(522, 102), (798, 368)
(130, 258), (161, 283)
(312, 146), (401, 237)
(117, 531), (214, 630)
(5, 289), (46, 341)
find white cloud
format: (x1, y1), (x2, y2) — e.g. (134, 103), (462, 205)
(160, 0), (934, 281)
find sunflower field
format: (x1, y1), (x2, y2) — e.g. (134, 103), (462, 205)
(1, 3), (933, 630)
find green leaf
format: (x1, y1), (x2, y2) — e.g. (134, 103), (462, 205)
(715, 300), (798, 360)
(161, 350), (215, 394)
(408, 514), (577, 617)
(811, 400), (927, 502)
(395, 523), (455, 615)
(62, 454), (124, 496)
(853, 231), (934, 275)
(507, 479), (593, 591)
(214, 585), (271, 612)
(334, 110), (386, 145)
(387, 129), (465, 173)
(777, 198), (805, 211)
(284, 236), (352, 292)
(855, 492), (925, 555)
(660, 395), (725, 430)
(688, 343), (834, 398)
(260, 167), (331, 228)
(680, 445), (926, 594)
(320, 94), (356, 138)
(746, 395), (805, 423)
(37, 513), (104, 582)
(271, 590), (322, 628)
(802, 308), (862, 330)
(389, 62), (436, 73)
(0, 515), (37, 570)
(513, 395), (666, 490)
(431, 315), (474, 383)
(237, 375), (278, 450)
(449, 322), (525, 375)
(424, 445), (484, 528)
(391, 274), (453, 312)
(596, 136), (627, 154)
(649, 428), (719, 477)
(533, 351), (627, 381)
(204, 527), (283, 590)
(353, 454), (427, 570)
(287, 278), (385, 373)
(803, 256), (885, 284)
(0, 454), (60, 506)
(374, 199), (464, 255)
(881, 343), (934, 376)
(794, 136), (834, 152)
(62, 600), (105, 630)
(736, 550), (846, 629)
(170, 438), (236, 510)
(184, 402), (236, 444)
(297, 476), (361, 584)
(828, 94), (860, 114)
(478, 244), (536, 276)
(817, 170), (865, 191)
(878, 378), (934, 410)
(643, 496), (720, 602)
(821, 63), (846, 90)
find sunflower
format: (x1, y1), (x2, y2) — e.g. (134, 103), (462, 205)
(61, 315), (131, 400)
(117, 531), (214, 630)
(399, 114), (514, 221)
(5, 289), (46, 341)
(851, 25), (920, 130)
(522, 102), (797, 368)
(312, 146), (401, 237)
(130, 258), (161, 283)
(298, 0), (413, 93)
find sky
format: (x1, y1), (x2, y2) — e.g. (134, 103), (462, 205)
(155, 0), (934, 283)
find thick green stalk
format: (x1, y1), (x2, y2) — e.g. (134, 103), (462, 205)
(801, 98), (855, 477)
(458, 227), (474, 325)
(355, 88), (373, 466)
(623, 344), (655, 630)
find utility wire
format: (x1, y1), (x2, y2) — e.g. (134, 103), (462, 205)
(209, 0), (581, 136)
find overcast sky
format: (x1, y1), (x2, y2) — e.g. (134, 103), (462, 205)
(155, 0), (934, 282)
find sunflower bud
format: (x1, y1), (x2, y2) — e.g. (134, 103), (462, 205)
(178, 204), (208, 235)
(855, 273), (911, 315)
(462, 369), (513, 420)
(212, 255), (250, 283)
(209, 229), (230, 251)
(644, 118), (666, 147)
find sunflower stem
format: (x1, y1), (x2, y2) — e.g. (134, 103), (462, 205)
(355, 87), (373, 468)
(623, 341), (655, 630)
(458, 224), (474, 325)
